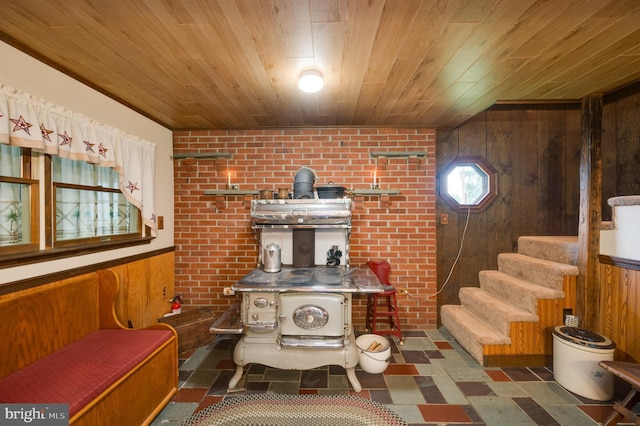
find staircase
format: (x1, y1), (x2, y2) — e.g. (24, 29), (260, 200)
(441, 236), (579, 367)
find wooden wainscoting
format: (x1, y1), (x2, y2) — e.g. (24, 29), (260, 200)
(107, 251), (175, 329)
(599, 259), (640, 362)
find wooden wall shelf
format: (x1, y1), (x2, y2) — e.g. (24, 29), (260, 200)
(203, 190), (258, 196)
(351, 189), (400, 196)
(173, 152), (233, 160)
(370, 151), (426, 158)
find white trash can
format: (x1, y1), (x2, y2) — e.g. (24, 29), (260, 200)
(552, 326), (616, 401)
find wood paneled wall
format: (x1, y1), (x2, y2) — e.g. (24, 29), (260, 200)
(602, 81), (640, 221)
(436, 105), (582, 313)
(0, 250), (175, 330)
(106, 251), (175, 328)
(599, 261), (640, 362)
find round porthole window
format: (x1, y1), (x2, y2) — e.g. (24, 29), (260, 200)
(440, 156), (497, 213)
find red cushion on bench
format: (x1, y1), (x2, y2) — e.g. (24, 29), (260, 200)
(0, 329), (173, 416)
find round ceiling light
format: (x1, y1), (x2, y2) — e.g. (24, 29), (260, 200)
(298, 70), (324, 93)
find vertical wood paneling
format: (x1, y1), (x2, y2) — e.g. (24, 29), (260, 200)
(107, 252), (175, 328)
(600, 263), (640, 362)
(538, 109), (567, 235)
(602, 81), (640, 221)
(511, 109), (539, 250)
(436, 130), (462, 308)
(486, 109), (513, 269)
(457, 115), (489, 287)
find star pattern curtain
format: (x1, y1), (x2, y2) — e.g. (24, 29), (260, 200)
(0, 83), (156, 235)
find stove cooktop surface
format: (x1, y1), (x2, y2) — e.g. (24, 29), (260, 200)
(232, 266), (384, 293)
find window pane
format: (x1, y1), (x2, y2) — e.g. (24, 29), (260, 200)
(55, 186), (139, 242)
(53, 157), (119, 188)
(0, 144), (21, 178)
(445, 165), (489, 205)
(0, 182), (31, 246)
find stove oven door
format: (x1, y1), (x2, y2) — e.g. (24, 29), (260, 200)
(278, 293), (346, 348)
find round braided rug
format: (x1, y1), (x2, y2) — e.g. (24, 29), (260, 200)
(181, 393), (407, 426)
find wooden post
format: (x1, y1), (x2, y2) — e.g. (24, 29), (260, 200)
(577, 93), (603, 330)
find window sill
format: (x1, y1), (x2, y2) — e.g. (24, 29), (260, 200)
(0, 236), (153, 269)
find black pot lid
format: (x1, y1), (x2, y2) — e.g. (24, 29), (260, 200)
(553, 325), (616, 349)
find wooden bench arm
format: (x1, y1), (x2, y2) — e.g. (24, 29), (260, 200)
(97, 270), (128, 330)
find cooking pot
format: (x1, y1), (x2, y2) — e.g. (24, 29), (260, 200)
(259, 189), (274, 199)
(316, 181), (346, 199)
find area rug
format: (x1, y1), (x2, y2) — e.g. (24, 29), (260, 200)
(180, 393), (407, 426)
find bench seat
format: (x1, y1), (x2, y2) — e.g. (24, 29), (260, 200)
(0, 329), (173, 417)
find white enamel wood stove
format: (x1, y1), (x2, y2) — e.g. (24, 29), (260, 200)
(222, 199), (383, 392)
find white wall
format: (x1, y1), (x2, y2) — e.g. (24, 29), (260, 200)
(0, 41), (174, 284)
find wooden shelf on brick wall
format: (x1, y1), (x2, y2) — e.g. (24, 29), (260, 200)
(173, 152), (233, 160)
(204, 189), (259, 196)
(204, 189), (257, 208)
(350, 189), (400, 208)
(370, 151), (426, 158)
(351, 189), (401, 196)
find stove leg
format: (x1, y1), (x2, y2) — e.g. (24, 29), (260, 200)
(227, 363), (244, 390)
(346, 367), (361, 392)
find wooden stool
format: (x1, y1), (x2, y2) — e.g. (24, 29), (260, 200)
(599, 361), (640, 425)
(365, 260), (403, 345)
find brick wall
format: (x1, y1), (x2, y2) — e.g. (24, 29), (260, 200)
(173, 127), (438, 330)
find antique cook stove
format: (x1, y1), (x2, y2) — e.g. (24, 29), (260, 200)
(216, 198), (383, 392)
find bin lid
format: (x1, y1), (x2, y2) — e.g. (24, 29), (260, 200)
(553, 326), (616, 349)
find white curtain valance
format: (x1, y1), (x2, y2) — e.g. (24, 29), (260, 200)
(0, 83), (156, 235)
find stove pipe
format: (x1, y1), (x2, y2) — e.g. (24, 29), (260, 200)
(293, 166), (317, 199)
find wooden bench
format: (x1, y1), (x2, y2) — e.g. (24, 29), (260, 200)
(0, 270), (178, 425)
(599, 361), (640, 426)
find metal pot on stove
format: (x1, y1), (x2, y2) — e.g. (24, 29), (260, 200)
(316, 181), (347, 199)
(263, 242), (281, 273)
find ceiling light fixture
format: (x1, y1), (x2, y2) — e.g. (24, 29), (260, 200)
(298, 70), (324, 93)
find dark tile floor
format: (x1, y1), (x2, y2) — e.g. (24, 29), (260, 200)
(151, 329), (630, 425)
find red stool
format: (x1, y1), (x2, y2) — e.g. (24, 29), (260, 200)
(365, 260), (403, 345)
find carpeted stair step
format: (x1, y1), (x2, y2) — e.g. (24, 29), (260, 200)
(497, 253), (578, 291)
(441, 305), (511, 365)
(517, 236), (578, 265)
(459, 287), (538, 336)
(479, 270), (565, 314)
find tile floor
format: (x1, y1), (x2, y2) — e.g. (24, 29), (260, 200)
(151, 329), (630, 425)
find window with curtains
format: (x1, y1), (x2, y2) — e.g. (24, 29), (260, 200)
(0, 145), (38, 254)
(53, 157), (141, 246)
(0, 83), (156, 263)
(0, 147), (143, 256)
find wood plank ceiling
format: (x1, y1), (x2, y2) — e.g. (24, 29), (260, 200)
(1, 0), (640, 130)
